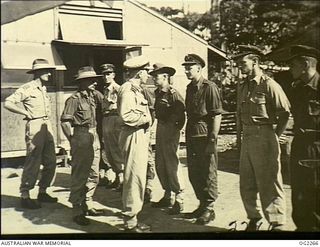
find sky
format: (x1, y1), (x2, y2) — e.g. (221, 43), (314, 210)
(137, 0), (211, 14)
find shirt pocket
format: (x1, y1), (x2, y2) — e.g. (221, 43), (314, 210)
(136, 96), (148, 113)
(308, 100), (320, 116)
(77, 103), (92, 122)
(250, 92), (268, 118)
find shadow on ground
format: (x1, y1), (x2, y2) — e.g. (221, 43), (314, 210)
(1, 194), (120, 233)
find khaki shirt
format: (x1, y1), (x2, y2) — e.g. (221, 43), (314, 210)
(118, 80), (151, 127)
(61, 89), (103, 128)
(5, 80), (51, 119)
(237, 72), (290, 126)
(102, 81), (120, 115)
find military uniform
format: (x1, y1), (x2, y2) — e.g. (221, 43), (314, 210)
(118, 80), (152, 229)
(290, 71), (320, 231)
(185, 76), (223, 210)
(6, 80), (56, 198)
(237, 72), (290, 225)
(61, 89), (103, 214)
(155, 86), (185, 204)
(101, 81), (124, 177)
(141, 85), (156, 194)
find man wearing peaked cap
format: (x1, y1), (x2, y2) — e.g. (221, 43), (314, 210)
(181, 53), (206, 68)
(149, 63), (186, 215)
(287, 45), (320, 61)
(5, 58), (58, 210)
(117, 55), (152, 232)
(60, 66), (105, 225)
(100, 63), (115, 74)
(99, 63), (124, 191)
(285, 45), (320, 231)
(232, 44), (265, 60)
(123, 55), (153, 70)
(183, 53), (223, 225)
(234, 44), (290, 231)
(149, 63), (176, 77)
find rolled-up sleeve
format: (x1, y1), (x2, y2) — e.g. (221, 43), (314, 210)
(206, 83), (223, 116)
(268, 81), (291, 115)
(5, 86), (28, 104)
(61, 97), (78, 123)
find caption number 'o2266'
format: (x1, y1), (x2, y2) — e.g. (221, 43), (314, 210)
(299, 241), (319, 246)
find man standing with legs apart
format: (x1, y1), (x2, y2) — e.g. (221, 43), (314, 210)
(150, 63), (186, 215)
(118, 56), (152, 233)
(285, 45), (320, 231)
(183, 54), (223, 225)
(4, 58), (58, 209)
(61, 66), (104, 226)
(100, 63), (124, 190)
(234, 45), (290, 231)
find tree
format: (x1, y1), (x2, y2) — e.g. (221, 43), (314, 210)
(219, 0), (320, 53)
(147, 1), (319, 54)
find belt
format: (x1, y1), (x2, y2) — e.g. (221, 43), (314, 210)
(242, 124), (272, 129)
(74, 125), (96, 130)
(123, 123), (149, 131)
(27, 116), (49, 121)
(297, 128), (320, 134)
(103, 111), (118, 117)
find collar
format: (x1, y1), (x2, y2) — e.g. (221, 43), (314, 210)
(305, 72), (319, 91)
(160, 85), (171, 93)
(106, 83), (114, 91)
(188, 75), (207, 88)
(105, 80), (118, 90)
(79, 89), (91, 98)
(129, 79), (142, 92)
(250, 70), (263, 85)
(292, 72), (319, 91)
(31, 79), (43, 89)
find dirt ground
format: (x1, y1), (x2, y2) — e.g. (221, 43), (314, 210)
(1, 135), (296, 235)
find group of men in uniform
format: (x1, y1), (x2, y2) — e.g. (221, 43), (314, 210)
(4, 43), (319, 232)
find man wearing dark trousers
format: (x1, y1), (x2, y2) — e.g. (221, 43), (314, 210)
(150, 63), (186, 214)
(61, 66), (104, 226)
(285, 45), (320, 231)
(183, 54), (222, 225)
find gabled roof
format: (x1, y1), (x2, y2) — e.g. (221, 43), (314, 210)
(1, 0), (228, 60)
(130, 0), (228, 60)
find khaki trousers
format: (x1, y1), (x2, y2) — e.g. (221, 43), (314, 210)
(69, 127), (100, 214)
(119, 126), (150, 228)
(240, 125), (286, 224)
(20, 118), (56, 195)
